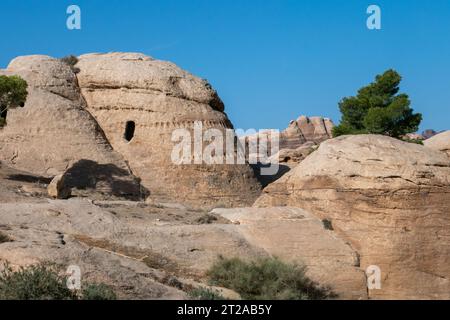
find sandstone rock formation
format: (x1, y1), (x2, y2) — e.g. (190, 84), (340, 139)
(281, 116), (334, 149)
(255, 134), (450, 299)
(0, 53), (261, 207)
(0, 55), (142, 200)
(212, 207), (368, 299)
(424, 130), (450, 157)
(75, 52), (261, 208)
(245, 116), (333, 155)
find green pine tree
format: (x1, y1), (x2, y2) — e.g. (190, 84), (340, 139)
(0, 75), (28, 127)
(332, 69), (422, 138)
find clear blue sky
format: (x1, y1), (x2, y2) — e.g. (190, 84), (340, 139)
(1, 0), (449, 132)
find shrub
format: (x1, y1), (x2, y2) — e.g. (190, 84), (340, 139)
(322, 219), (333, 231)
(207, 257), (334, 300)
(82, 283), (117, 300)
(333, 69), (422, 139)
(60, 55), (80, 74)
(0, 232), (12, 243)
(401, 138), (424, 145)
(0, 263), (76, 300)
(0, 263), (117, 300)
(0, 75), (28, 126)
(196, 214), (218, 224)
(188, 287), (226, 300)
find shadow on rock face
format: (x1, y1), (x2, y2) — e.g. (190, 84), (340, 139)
(251, 163), (291, 188)
(64, 159), (149, 201)
(6, 174), (52, 185)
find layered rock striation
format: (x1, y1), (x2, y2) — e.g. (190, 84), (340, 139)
(255, 134), (450, 299)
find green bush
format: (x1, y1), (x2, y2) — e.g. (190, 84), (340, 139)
(0, 232), (12, 243)
(0, 75), (28, 127)
(322, 219), (333, 231)
(333, 69), (422, 139)
(82, 283), (117, 300)
(0, 263), (76, 300)
(206, 257), (334, 300)
(0, 263), (117, 300)
(60, 55), (80, 74)
(188, 287), (226, 300)
(196, 214), (218, 224)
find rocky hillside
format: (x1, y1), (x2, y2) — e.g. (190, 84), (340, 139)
(0, 53), (261, 208)
(0, 52), (449, 300)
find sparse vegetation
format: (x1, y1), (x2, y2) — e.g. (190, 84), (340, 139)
(0, 263), (116, 300)
(401, 138), (424, 145)
(206, 257), (334, 300)
(0, 263), (76, 300)
(60, 55), (80, 74)
(0, 232), (12, 243)
(196, 214), (218, 224)
(188, 287), (226, 300)
(322, 219), (333, 231)
(0, 75), (28, 128)
(82, 283), (117, 300)
(333, 69), (422, 139)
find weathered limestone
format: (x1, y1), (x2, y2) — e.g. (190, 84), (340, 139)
(255, 134), (450, 299)
(76, 52), (261, 208)
(0, 55), (143, 200)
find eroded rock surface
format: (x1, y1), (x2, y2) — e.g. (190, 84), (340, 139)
(255, 134), (450, 299)
(76, 52), (261, 208)
(281, 116), (334, 149)
(0, 55), (143, 200)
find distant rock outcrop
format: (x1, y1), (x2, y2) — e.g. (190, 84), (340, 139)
(280, 116), (334, 149)
(255, 134), (450, 299)
(422, 129), (439, 139)
(424, 130), (450, 157)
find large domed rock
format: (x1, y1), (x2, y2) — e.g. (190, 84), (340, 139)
(424, 130), (450, 157)
(0, 55), (143, 199)
(255, 134), (450, 299)
(75, 52), (261, 208)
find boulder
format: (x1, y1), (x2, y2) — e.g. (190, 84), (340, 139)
(47, 174), (71, 199)
(424, 130), (450, 157)
(255, 134), (450, 299)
